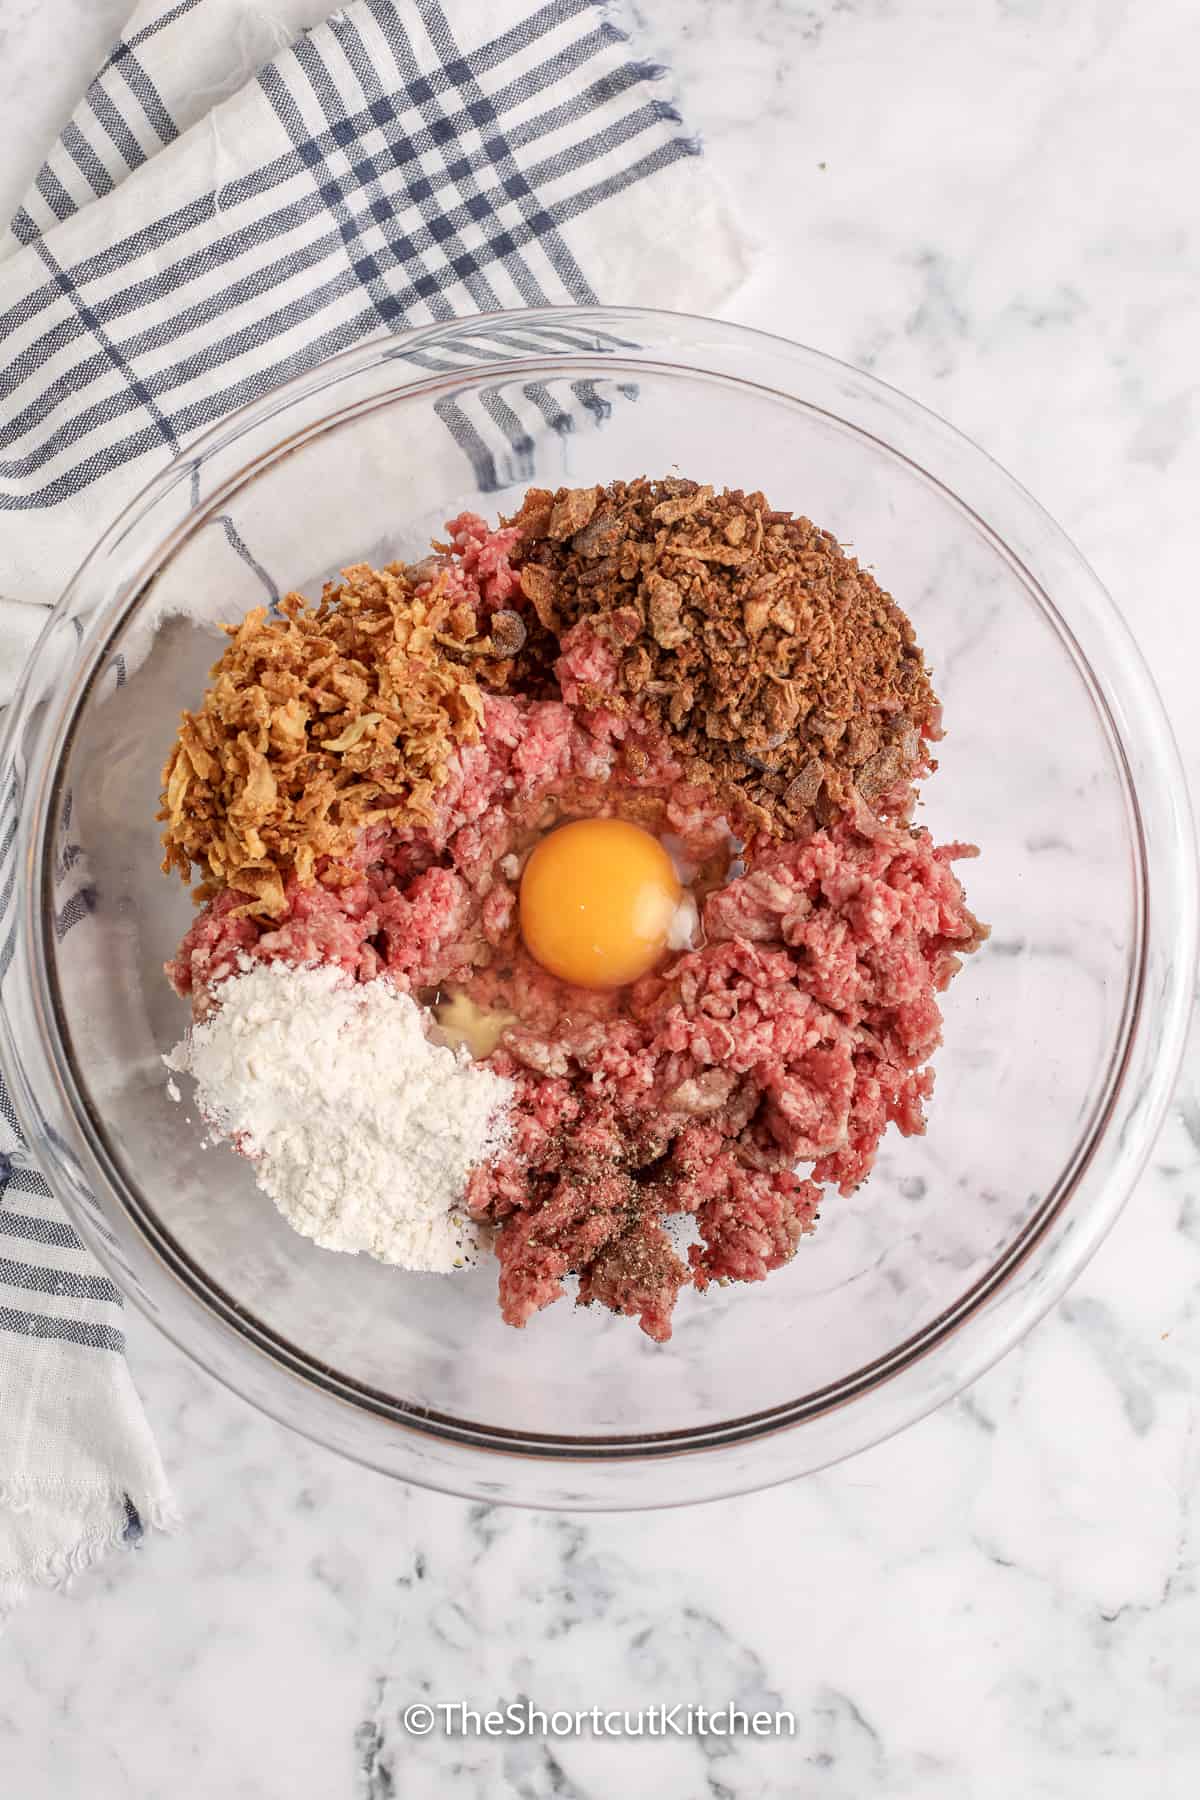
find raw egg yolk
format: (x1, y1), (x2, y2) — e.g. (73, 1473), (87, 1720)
(519, 818), (682, 990)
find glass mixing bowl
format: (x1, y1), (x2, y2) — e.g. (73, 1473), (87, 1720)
(2, 309), (1195, 1508)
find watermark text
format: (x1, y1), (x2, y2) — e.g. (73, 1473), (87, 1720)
(401, 1700), (795, 1739)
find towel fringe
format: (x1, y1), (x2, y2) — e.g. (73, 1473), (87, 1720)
(0, 1482), (181, 1620)
(586, 5), (704, 150)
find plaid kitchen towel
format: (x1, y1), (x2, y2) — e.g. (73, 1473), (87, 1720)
(0, 0), (745, 1613)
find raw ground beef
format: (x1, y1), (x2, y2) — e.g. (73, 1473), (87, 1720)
(169, 682), (985, 1342)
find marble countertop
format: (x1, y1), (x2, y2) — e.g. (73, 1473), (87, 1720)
(2, 2), (1198, 1794)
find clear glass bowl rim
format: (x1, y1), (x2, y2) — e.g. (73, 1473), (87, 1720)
(2, 306), (1195, 1508)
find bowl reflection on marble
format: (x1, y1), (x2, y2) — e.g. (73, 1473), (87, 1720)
(1, 309), (1194, 1508)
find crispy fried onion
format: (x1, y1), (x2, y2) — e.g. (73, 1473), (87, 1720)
(158, 562), (487, 918)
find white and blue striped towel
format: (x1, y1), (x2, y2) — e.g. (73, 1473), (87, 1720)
(0, 0), (744, 1613)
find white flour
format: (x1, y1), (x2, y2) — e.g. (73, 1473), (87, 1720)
(165, 960), (512, 1273)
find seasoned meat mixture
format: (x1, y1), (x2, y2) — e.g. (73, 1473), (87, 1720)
(164, 492), (986, 1339)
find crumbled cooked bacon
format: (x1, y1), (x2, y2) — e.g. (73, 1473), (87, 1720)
(507, 477), (940, 829)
